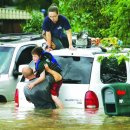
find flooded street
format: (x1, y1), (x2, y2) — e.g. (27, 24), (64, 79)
(1, 102), (130, 130)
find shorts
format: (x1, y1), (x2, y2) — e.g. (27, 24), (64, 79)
(50, 80), (63, 96)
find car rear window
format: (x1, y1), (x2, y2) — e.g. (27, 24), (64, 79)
(0, 47), (15, 74)
(55, 56), (94, 84)
(100, 57), (127, 83)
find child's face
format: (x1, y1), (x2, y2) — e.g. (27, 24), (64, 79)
(32, 54), (40, 63)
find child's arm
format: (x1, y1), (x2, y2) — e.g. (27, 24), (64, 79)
(28, 71), (45, 89)
(44, 64), (62, 82)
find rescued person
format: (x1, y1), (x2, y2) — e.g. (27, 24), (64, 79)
(28, 47), (64, 109)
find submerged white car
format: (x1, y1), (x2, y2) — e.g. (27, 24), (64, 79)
(15, 47), (130, 110)
(0, 34), (46, 102)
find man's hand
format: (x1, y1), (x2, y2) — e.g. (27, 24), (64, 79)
(28, 83), (35, 90)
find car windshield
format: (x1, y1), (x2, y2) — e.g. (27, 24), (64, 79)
(55, 56), (94, 84)
(0, 47), (15, 74)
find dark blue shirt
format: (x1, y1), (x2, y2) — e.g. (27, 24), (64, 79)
(42, 15), (71, 39)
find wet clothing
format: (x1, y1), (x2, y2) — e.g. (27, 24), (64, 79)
(50, 80), (63, 96)
(42, 15), (71, 49)
(35, 52), (62, 96)
(35, 52), (62, 77)
(24, 76), (56, 109)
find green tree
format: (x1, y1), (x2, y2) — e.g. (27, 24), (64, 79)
(13, 0), (52, 11)
(58, 0), (130, 45)
(58, 0), (112, 37)
(22, 11), (44, 34)
(101, 0), (130, 45)
(15, 0), (130, 45)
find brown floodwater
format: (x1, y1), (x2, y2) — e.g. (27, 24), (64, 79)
(0, 102), (130, 130)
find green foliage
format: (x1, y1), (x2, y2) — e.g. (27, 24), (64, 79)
(97, 56), (104, 62)
(58, 0), (94, 33)
(97, 46), (130, 65)
(14, 0), (40, 11)
(116, 54), (129, 64)
(98, 53), (130, 65)
(21, 11), (44, 34)
(15, 0), (130, 45)
(14, 0), (52, 11)
(57, 0), (130, 44)
(101, 0), (130, 45)
(58, 0), (113, 37)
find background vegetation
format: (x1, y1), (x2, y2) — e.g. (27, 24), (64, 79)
(5, 0), (129, 45)
(58, 0), (130, 45)
(22, 11), (44, 34)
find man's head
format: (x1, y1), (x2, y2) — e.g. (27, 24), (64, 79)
(22, 66), (34, 79)
(48, 4), (59, 23)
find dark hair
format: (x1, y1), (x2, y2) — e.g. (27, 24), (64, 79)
(31, 47), (43, 58)
(48, 3), (59, 14)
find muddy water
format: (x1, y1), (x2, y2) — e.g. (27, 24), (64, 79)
(0, 102), (130, 130)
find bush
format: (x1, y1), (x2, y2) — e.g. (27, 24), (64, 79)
(22, 10), (44, 34)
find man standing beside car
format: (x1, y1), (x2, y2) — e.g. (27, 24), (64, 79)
(42, 3), (74, 51)
(22, 66), (56, 109)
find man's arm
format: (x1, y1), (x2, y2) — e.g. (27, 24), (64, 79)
(28, 71), (46, 89)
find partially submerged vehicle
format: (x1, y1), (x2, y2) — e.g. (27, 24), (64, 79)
(14, 34), (130, 111)
(0, 33), (46, 102)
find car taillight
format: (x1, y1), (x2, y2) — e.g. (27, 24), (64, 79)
(15, 89), (19, 107)
(116, 89), (126, 96)
(85, 90), (99, 109)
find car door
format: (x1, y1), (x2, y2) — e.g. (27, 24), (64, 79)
(7, 45), (36, 101)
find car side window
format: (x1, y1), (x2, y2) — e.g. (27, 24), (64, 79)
(55, 56), (94, 84)
(100, 57), (127, 83)
(15, 46), (35, 71)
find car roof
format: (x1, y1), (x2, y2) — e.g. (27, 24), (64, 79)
(0, 34), (45, 48)
(50, 47), (103, 57)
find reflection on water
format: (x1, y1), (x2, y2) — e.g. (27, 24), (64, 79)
(0, 102), (130, 130)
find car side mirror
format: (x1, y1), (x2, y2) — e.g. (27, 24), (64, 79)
(13, 70), (22, 76)
(13, 64), (29, 77)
